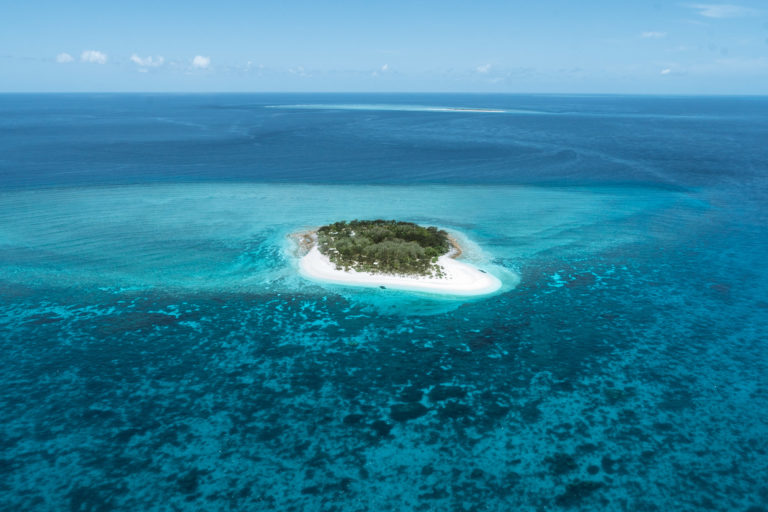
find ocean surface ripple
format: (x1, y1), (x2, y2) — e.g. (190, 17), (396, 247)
(0, 94), (766, 511)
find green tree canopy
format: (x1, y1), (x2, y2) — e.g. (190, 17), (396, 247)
(316, 220), (450, 276)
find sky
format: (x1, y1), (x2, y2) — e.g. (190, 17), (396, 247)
(1, 0), (767, 94)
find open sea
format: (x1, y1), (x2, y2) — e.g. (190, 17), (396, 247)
(0, 93), (767, 511)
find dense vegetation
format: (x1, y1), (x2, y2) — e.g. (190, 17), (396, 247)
(317, 220), (451, 276)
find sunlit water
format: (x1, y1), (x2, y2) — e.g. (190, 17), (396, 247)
(0, 94), (766, 511)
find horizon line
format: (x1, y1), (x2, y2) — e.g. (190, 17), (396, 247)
(1, 91), (768, 98)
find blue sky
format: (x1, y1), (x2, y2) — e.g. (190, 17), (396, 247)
(1, 0), (767, 93)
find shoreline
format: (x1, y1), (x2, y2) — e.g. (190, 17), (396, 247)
(446, 234), (463, 259)
(291, 230), (316, 255)
(294, 229), (501, 296)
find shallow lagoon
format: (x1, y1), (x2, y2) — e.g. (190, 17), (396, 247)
(0, 183), (685, 309)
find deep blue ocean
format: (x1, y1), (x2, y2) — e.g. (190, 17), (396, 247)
(1, 94), (767, 511)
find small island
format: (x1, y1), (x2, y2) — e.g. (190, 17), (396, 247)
(296, 220), (502, 296)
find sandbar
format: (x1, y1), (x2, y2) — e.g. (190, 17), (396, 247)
(298, 238), (502, 297)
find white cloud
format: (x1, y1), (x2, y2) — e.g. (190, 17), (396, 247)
(689, 4), (760, 18)
(372, 64), (389, 76)
(56, 53), (74, 63)
(130, 54), (164, 68)
(192, 55), (210, 69)
(661, 68), (672, 75)
(476, 63), (492, 73)
(288, 66), (309, 76)
(81, 50), (107, 64)
(642, 31), (667, 39)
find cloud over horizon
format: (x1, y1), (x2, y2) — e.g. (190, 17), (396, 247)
(130, 54), (164, 68)
(56, 53), (74, 63)
(192, 55), (210, 69)
(81, 50), (107, 64)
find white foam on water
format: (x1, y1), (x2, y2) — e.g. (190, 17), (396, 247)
(266, 104), (547, 115)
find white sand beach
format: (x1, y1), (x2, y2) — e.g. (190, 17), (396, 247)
(299, 245), (502, 296)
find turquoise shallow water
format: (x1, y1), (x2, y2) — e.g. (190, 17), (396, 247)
(0, 183), (679, 300)
(1, 94), (767, 511)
